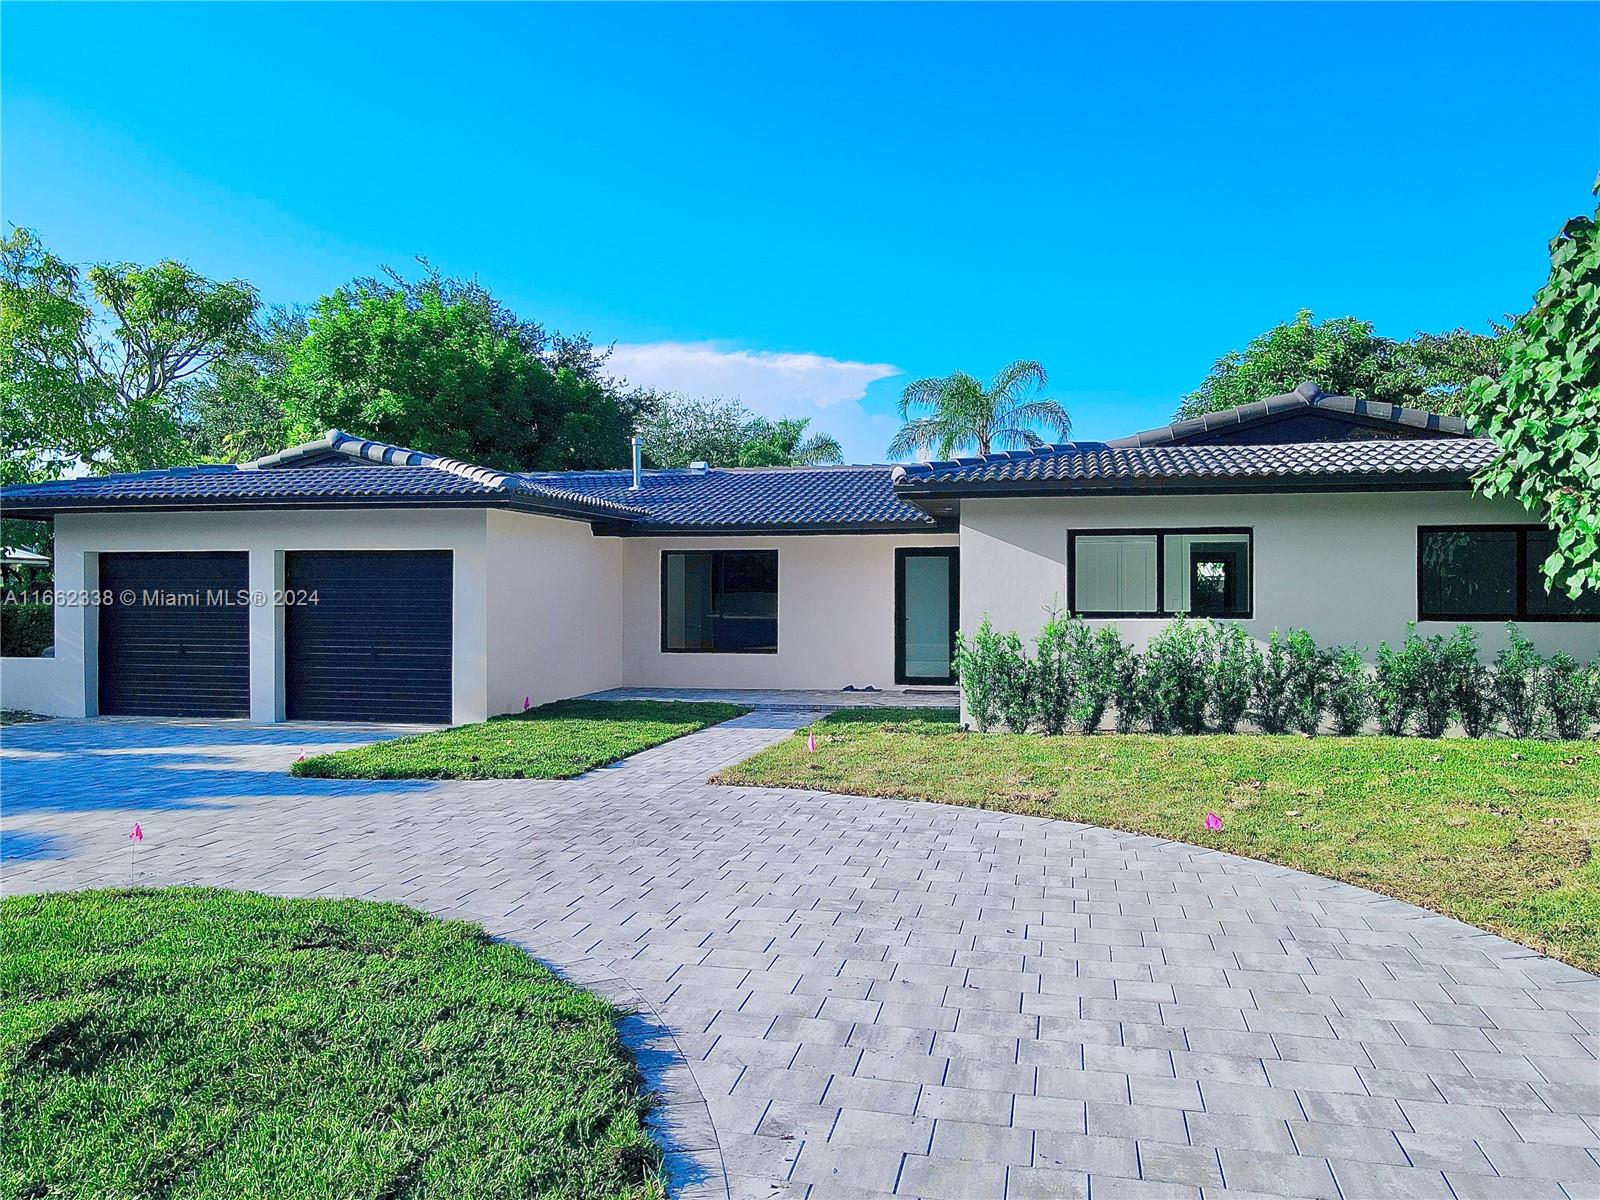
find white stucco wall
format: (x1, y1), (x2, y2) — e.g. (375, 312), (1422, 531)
(617, 533), (961, 691)
(2, 509), (493, 724)
(960, 491), (1599, 660)
(484, 509), (623, 714)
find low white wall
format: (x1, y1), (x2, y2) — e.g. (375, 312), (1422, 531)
(0, 657), (79, 717)
(485, 509), (623, 714)
(961, 491), (1599, 660)
(617, 532), (960, 691)
(12, 509), (493, 724)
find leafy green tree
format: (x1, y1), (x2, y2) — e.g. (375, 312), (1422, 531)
(0, 227), (259, 482)
(635, 392), (747, 468)
(181, 306), (305, 463)
(280, 268), (632, 471)
(1463, 194), (1600, 599)
(1177, 310), (1506, 420)
(888, 360), (1069, 460)
(736, 417), (843, 467)
(636, 393), (844, 467)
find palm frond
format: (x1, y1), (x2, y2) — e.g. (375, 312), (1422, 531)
(794, 432), (844, 466)
(886, 416), (952, 460)
(989, 359), (1049, 402)
(999, 397), (1073, 440)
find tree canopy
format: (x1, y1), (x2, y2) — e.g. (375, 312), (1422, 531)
(1177, 310), (1506, 421)
(1, 227), (259, 483)
(888, 360), (1070, 460)
(1463, 194), (1600, 599)
(635, 393), (844, 468)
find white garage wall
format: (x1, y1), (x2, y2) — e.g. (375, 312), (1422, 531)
(10, 509), (493, 724)
(616, 532), (960, 691)
(484, 509), (624, 714)
(961, 491), (1600, 660)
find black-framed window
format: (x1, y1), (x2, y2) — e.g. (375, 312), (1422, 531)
(1418, 527), (1599, 622)
(661, 550), (778, 653)
(1068, 528), (1253, 618)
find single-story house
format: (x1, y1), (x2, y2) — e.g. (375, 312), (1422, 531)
(2, 383), (1594, 724)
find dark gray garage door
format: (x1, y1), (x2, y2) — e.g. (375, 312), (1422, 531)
(284, 550), (452, 723)
(98, 552), (251, 717)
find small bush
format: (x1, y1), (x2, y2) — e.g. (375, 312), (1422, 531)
(1112, 648), (1145, 733)
(1494, 624), (1545, 739)
(954, 619), (1005, 732)
(995, 631), (1033, 734)
(1207, 623), (1256, 734)
(1142, 618), (1210, 734)
(1252, 631), (1296, 734)
(1325, 646), (1374, 736)
(1544, 652), (1592, 740)
(0, 603), (52, 658)
(1031, 611), (1075, 736)
(1375, 625), (1452, 737)
(1286, 630), (1329, 736)
(1071, 625), (1126, 734)
(1446, 626), (1499, 739)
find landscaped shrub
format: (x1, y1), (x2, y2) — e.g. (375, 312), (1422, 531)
(1141, 617), (1210, 734)
(1206, 622), (1255, 733)
(1285, 630), (1330, 736)
(1252, 631), (1296, 734)
(1446, 626), (1499, 739)
(1325, 646), (1375, 736)
(995, 631), (1033, 734)
(1544, 652), (1592, 740)
(1494, 624), (1545, 739)
(1112, 647), (1145, 733)
(1374, 625), (1453, 737)
(1031, 611), (1075, 735)
(954, 619), (1006, 732)
(0, 603), (52, 658)
(1070, 625), (1126, 734)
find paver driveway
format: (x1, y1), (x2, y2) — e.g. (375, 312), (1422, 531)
(3, 712), (1598, 1200)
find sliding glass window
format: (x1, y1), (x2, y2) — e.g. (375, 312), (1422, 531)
(1069, 529), (1252, 618)
(661, 550), (779, 652)
(1418, 527), (1598, 621)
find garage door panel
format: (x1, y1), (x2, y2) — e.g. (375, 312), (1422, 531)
(98, 552), (251, 718)
(284, 551), (452, 723)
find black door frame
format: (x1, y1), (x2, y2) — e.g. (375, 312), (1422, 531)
(894, 547), (959, 685)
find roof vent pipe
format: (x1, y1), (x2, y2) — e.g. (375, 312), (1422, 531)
(630, 432), (643, 490)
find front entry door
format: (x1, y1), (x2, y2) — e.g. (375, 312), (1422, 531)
(895, 548), (959, 685)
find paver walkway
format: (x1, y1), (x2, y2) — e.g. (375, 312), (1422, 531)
(3, 712), (1598, 1200)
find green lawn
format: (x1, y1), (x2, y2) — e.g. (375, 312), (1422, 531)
(716, 709), (1600, 974)
(294, 699), (748, 780)
(0, 889), (661, 1200)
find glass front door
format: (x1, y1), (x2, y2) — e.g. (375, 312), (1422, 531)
(896, 548), (958, 685)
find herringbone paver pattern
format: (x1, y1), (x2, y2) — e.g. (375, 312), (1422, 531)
(3, 713), (1597, 1200)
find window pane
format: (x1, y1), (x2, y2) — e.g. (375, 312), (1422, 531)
(713, 551), (778, 651)
(664, 550), (778, 653)
(1163, 533), (1251, 616)
(1073, 535), (1157, 613)
(1420, 530), (1518, 618)
(1525, 530), (1600, 617)
(903, 554), (952, 678)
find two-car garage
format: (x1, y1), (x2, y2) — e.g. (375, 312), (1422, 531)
(96, 550), (453, 723)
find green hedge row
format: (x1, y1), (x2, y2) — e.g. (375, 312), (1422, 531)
(957, 613), (1600, 740)
(0, 604), (53, 658)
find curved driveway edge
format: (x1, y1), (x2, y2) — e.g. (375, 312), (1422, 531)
(4, 713), (1598, 1200)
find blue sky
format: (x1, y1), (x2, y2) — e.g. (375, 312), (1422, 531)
(4, 3), (1597, 463)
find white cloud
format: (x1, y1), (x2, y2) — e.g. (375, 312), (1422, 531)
(606, 341), (900, 412)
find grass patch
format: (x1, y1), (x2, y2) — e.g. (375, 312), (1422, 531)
(0, 888), (661, 1200)
(294, 699), (748, 780)
(716, 709), (1600, 973)
(0, 708), (50, 726)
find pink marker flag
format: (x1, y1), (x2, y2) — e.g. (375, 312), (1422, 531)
(807, 731), (817, 753)
(523, 696), (531, 710)
(129, 823), (143, 843)
(296, 751), (306, 762)
(1204, 812), (1223, 832)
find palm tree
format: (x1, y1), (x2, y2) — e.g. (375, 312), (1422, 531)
(887, 360), (1071, 460)
(736, 417), (844, 467)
